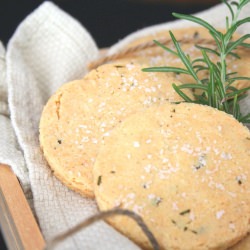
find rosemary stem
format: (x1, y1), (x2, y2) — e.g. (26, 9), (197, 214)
(220, 54), (226, 88)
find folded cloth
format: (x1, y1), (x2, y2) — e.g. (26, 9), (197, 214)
(4, 2), (140, 249)
(0, 1), (249, 249)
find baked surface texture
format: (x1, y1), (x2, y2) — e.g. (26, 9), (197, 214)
(93, 103), (250, 250)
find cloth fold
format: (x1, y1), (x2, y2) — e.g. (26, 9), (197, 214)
(0, 1), (249, 249)
(0, 41), (31, 200)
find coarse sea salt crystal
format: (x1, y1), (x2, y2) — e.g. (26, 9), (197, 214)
(181, 144), (193, 154)
(127, 193), (136, 199)
(151, 86), (156, 92)
(133, 141), (140, 148)
(133, 205), (143, 214)
(229, 223), (235, 230)
(162, 158), (169, 163)
(147, 154), (152, 159)
(215, 183), (225, 190)
(82, 136), (89, 142)
(216, 210), (225, 219)
(79, 124), (87, 128)
(103, 132), (110, 137)
(126, 63), (135, 70)
(181, 192), (186, 198)
(189, 212), (195, 221)
(144, 164), (152, 173)
(228, 192), (237, 198)
(213, 148), (220, 155)
(148, 194), (156, 199)
(221, 152), (232, 160)
(92, 138), (98, 144)
(172, 202), (179, 210)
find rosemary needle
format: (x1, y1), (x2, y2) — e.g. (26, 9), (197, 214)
(143, 0), (250, 123)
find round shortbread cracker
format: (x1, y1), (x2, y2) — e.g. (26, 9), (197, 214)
(39, 62), (193, 197)
(93, 103), (250, 249)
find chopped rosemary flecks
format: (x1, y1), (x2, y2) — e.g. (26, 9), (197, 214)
(194, 154), (207, 170)
(236, 176), (243, 185)
(191, 230), (198, 235)
(179, 209), (191, 216)
(143, 0), (250, 123)
(97, 175), (102, 186)
(170, 217), (199, 234)
(171, 219), (177, 225)
(115, 65), (125, 68)
(193, 31), (200, 39)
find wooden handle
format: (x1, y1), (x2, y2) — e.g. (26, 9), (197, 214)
(0, 164), (45, 250)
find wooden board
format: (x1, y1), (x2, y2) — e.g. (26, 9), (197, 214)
(0, 164), (45, 250)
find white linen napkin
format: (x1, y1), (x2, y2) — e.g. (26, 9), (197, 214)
(0, 1), (249, 249)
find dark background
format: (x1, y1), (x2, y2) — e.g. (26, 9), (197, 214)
(0, 0), (220, 249)
(0, 0), (220, 48)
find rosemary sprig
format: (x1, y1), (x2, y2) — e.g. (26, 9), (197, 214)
(143, 0), (250, 123)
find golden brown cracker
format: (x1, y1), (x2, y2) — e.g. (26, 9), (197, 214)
(93, 102), (250, 249)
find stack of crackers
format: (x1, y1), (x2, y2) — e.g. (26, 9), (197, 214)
(39, 27), (250, 250)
